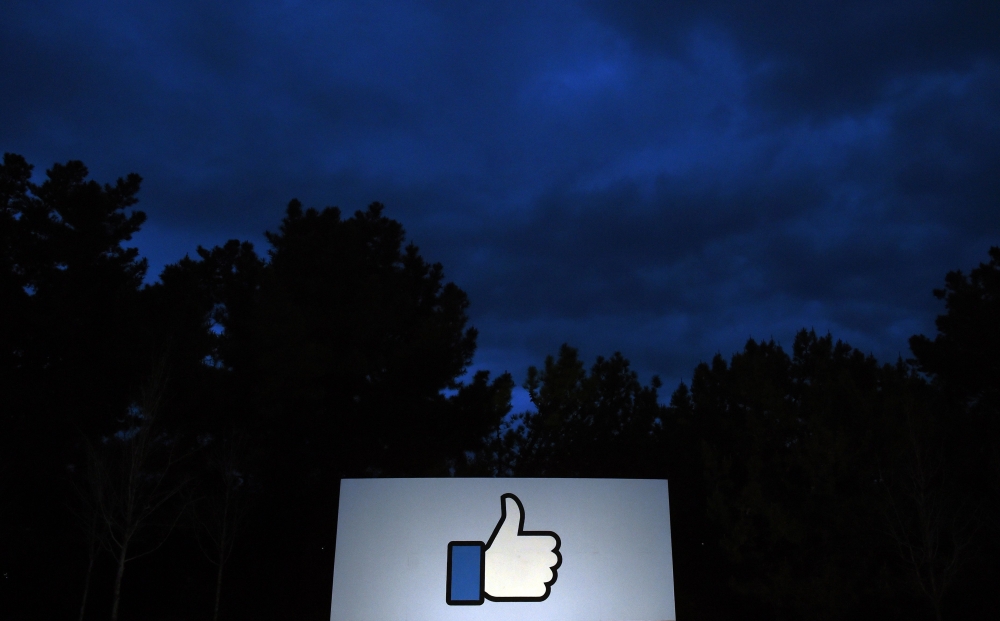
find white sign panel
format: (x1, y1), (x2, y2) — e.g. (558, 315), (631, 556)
(330, 478), (675, 621)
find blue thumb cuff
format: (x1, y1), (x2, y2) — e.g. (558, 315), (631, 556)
(446, 541), (485, 605)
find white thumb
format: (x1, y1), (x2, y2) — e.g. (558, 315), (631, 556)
(489, 494), (523, 545)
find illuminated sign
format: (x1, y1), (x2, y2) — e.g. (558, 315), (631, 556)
(330, 478), (675, 621)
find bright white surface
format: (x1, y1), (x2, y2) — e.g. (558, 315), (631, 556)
(330, 478), (675, 621)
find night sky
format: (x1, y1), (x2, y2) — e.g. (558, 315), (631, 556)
(4, 1), (999, 408)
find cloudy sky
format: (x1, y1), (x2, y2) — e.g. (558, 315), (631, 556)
(4, 1), (999, 406)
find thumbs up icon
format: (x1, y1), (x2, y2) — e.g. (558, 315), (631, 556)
(446, 493), (562, 605)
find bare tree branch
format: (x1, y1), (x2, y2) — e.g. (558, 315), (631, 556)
(190, 428), (256, 621)
(879, 413), (980, 621)
(88, 361), (192, 621)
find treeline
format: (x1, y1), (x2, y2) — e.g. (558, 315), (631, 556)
(0, 154), (997, 621)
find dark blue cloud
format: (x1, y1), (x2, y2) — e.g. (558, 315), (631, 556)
(3, 0), (998, 399)
(589, 1), (1000, 116)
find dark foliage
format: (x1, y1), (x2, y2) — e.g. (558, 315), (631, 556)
(1, 154), (996, 621)
(909, 247), (1000, 418)
(1, 153), (150, 620)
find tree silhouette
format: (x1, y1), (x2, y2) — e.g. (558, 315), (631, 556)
(256, 200), (481, 477)
(907, 246), (1000, 618)
(910, 246), (1000, 419)
(1, 153), (150, 619)
(454, 370), (517, 476)
(513, 344), (664, 478)
(659, 332), (925, 619)
(142, 199), (508, 619)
